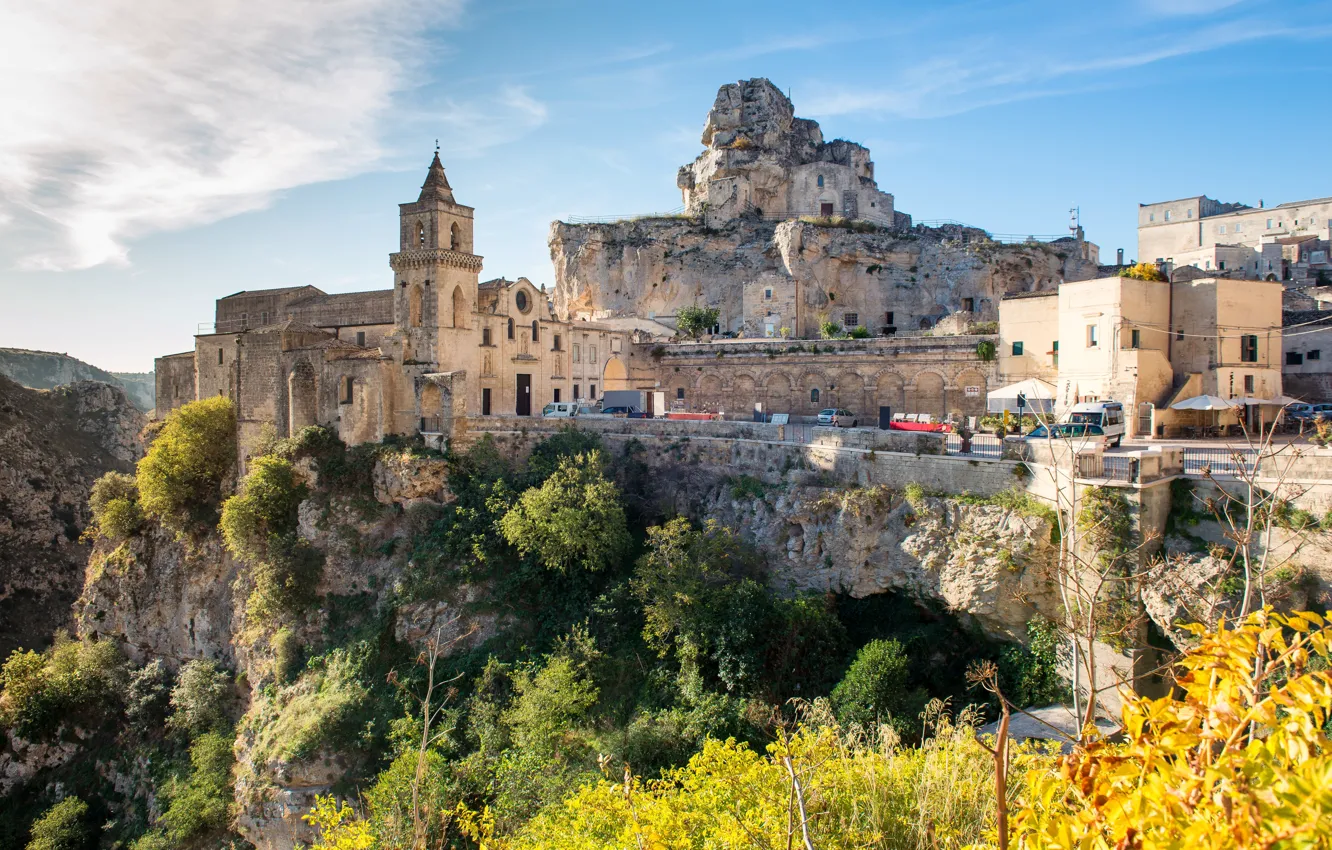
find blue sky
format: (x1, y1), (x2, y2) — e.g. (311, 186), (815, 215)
(2, 0), (1329, 372)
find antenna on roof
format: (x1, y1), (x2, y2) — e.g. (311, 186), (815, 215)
(435, 138), (440, 153)
(1069, 206), (1080, 234)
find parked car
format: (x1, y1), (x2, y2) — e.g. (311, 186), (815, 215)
(1024, 422), (1109, 451)
(1065, 401), (1126, 447)
(542, 402), (579, 418)
(598, 405), (645, 418)
(817, 408), (858, 427)
(1286, 403), (1332, 422)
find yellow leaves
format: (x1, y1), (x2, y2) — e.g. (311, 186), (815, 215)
(303, 796), (375, 850)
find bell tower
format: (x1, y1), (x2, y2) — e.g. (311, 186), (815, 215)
(390, 151), (483, 365)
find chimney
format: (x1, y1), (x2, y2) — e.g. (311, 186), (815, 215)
(1117, 248), (1124, 265)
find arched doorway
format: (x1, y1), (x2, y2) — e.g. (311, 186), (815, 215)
(602, 356), (629, 391)
(288, 360), (317, 435)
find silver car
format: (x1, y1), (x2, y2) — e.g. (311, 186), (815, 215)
(817, 408), (857, 427)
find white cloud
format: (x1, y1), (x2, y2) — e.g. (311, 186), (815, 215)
(419, 84), (549, 155)
(0, 0), (464, 271)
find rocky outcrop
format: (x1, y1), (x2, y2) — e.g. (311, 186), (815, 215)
(372, 450), (450, 504)
(0, 375), (144, 657)
(0, 347), (155, 412)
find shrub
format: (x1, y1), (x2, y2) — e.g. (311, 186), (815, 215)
(498, 451), (630, 574)
(219, 455), (307, 564)
(158, 730), (234, 842)
(271, 628), (303, 685)
(675, 305), (720, 340)
(503, 655), (599, 757)
(167, 659), (231, 737)
(525, 427), (603, 487)
(0, 635), (127, 738)
(25, 797), (89, 850)
(830, 638), (929, 737)
(819, 320), (843, 339)
(1117, 261), (1166, 281)
(136, 396), (237, 534)
(976, 339), (996, 362)
(248, 645), (371, 764)
(124, 659), (170, 732)
(89, 472), (142, 539)
(847, 325), (870, 339)
(245, 535), (324, 625)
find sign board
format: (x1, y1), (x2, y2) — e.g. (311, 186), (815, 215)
(964, 385), (981, 397)
(770, 413), (790, 425)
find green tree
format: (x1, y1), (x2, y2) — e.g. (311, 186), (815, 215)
(89, 471), (142, 539)
(158, 730), (235, 842)
(167, 659), (231, 737)
(503, 655), (599, 756)
(831, 638), (929, 737)
(498, 451), (629, 574)
(219, 455), (307, 564)
(675, 305), (720, 340)
(136, 396), (237, 534)
(847, 325), (871, 339)
(820, 320), (844, 339)
(25, 797), (89, 850)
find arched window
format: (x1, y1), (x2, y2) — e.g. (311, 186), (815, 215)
(409, 285), (423, 327)
(817, 174), (824, 188)
(450, 222), (461, 250)
(507, 318), (514, 339)
(810, 388), (820, 403)
(531, 321), (539, 342)
(418, 222), (426, 247)
(451, 285), (466, 328)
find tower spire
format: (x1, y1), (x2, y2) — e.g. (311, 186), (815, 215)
(418, 149), (454, 203)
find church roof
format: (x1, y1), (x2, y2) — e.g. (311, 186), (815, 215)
(418, 152), (455, 203)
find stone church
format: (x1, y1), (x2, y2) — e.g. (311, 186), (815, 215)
(155, 154), (633, 448)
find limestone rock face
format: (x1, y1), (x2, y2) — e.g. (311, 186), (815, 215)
(0, 375), (144, 656)
(395, 586), (512, 654)
(372, 450), (450, 504)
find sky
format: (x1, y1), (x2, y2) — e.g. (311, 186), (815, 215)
(2, 0), (1330, 372)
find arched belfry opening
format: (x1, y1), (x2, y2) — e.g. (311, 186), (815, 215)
(409, 285), (424, 327)
(451, 286), (467, 329)
(450, 222), (461, 251)
(418, 221), (426, 247)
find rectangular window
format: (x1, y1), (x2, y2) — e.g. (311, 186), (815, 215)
(572, 343), (580, 363)
(589, 383), (597, 399)
(573, 384), (580, 400)
(1235, 224), (1242, 232)
(1052, 340), (1059, 367)
(1130, 329), (1141, 349)
(764, 288), (773, 299)
(482, 327), (491, 346)
(553, 388), (561, 402)
(1288, 351), (1305, 366)
(1309, 349), (1322, 361)
(1087, 324), (1098, 347)
(1177, 327), (1184, 341)
(1244, 375), (1255, 393)
(1241, 334), (1259, 362)
(217, 348), (224, 365)
(553, 334), (562, 351)
(1187, 209), (1193, 218)
(589, 346), (597, 363)
(261, 311), (270, 325)
(356, 331), (365, 347)
(240, 312), (248, 328)
(1218, 261), (1225, 270)
(482, 388), (491, 415)
(885, 311), (894, 325)
(962, 298), (974, 312)
(1011, 341), (1024, 356)
(1267, 218), (1274, 229)
(1218, 225), (1226, 234)
(1165, 210), (1172, 221)
(843, 312), (858, 327)
(532, 323), (539, 342)
(340, 376), (353, 404)
(677, 388), (685, 400)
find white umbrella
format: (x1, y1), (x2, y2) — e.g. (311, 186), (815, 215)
(1231, 395), (1302, 406)
(987, 378), (1056, 414)
(1169, 395), (1235, 411)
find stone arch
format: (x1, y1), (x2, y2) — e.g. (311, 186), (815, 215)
(409, 285), (424, 328)
(287, 360), (317, 435)
(602, 356), (629, 391)
(764, 372), (793, 414)
(833, 370), (866, 413)
(450, 222), (461, 250)
(417, 221), (426, 247)
(731, 373), (758, 414)
(798, 370), (831, 414)
(874, 371), (906, 417)
(907, 371), (947, 421)
(952, 369), (988, 419)
(451, 285), (467, 329)
(699, 374), (723, 411)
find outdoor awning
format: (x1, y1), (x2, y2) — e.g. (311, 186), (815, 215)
(1230, 395), (1302, 406)
(1169, 394), (1236, 411)
(986, 378), (1056, 414)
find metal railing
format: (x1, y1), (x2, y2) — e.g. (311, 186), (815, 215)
(944, 433), (1003, 457)
(1182, 446), (1258, 476)
(420, 415), (443, 434)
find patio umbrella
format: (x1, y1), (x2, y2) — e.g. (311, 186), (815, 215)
(1230, 395), (1302, 406)
(1169, 395), (1236, 410)
(986, 378), (1056, 414)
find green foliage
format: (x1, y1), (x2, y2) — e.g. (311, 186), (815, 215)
(246, 534), (324, 625)
(830, 638), (928, 737)
(271, 628), (303, 685)
(136, 396), (237, 534)
(158, 730), (234, 843)
(220, 455), (307, 564)
(25, 797), (89, 850)
(167, 659), (231, 738)
(247, 643), (372, 765)
(124, 659), (169, 732)
(847, 324), (871, 339)
(0, 635), (127, 739)
(523, 426), (603, 487)
(997, 616), (1067, 708)
(819, 320), (844, 339)
(503, 655), (599, 756)
(903, 482), (927, 511)
(89, 472), (142, 539)
(970, 321), (998, 334)
(363, 748), (457, 849)
(1118, 261), (1167, 281)
(727, 474), (766, 500)
(976, 339), (997, 362)
(498, 451), (630, 574)
(675, 304), (720, 340)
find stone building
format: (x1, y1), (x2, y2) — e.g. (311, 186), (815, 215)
(156, 154), (632, 447)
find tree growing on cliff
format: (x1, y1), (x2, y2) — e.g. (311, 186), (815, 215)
(89, 471), (143, 539)
(25, 796), (90, 850)
(498, 451), (630, 574)
(675, 305), (720, 340)
(136, 396), (237, 535)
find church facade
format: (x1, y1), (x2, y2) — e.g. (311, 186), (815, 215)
(155, 154), (634, 449)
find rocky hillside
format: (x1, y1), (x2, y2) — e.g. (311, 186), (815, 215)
(0, 347), (155, 412)
(0, 375), (144, 657)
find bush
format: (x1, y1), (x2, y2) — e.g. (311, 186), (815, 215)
(158, 730), (234, 842)
(847, 325), (870, 339)
(830, 638), (928, 737)
(245, 535), (324, 625)
(89, 472), (142, 539)
(675, 305), (720, 340)
(136, 396), (237, 534)
(248, 644), (371, 764)
(976, 339), (996, 362)
(819, 320), (843, 339)
(498, 451), (630, 574)
(124, 659), (170, 732)
(219, 455), (307, 564)
(0, 635), (127, 738)
(1118, 261), (1166, 281)
(25, 797), (89, 850)
(271, 628), (303, 686)
(503, 655), (599, 757)
(167, 659), (231, 737)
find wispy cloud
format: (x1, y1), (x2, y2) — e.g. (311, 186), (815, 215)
(415, 84), (550, 155)
(1137, 0), (1248, 16)
(0, 0), (463, 271)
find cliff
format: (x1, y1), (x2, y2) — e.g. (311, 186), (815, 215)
(0, 347), (155, 412)
(0, 375), (144, 657)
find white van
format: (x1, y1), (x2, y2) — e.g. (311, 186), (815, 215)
(1065, 401), (1126, 447)
(542, 402), (579, 418)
